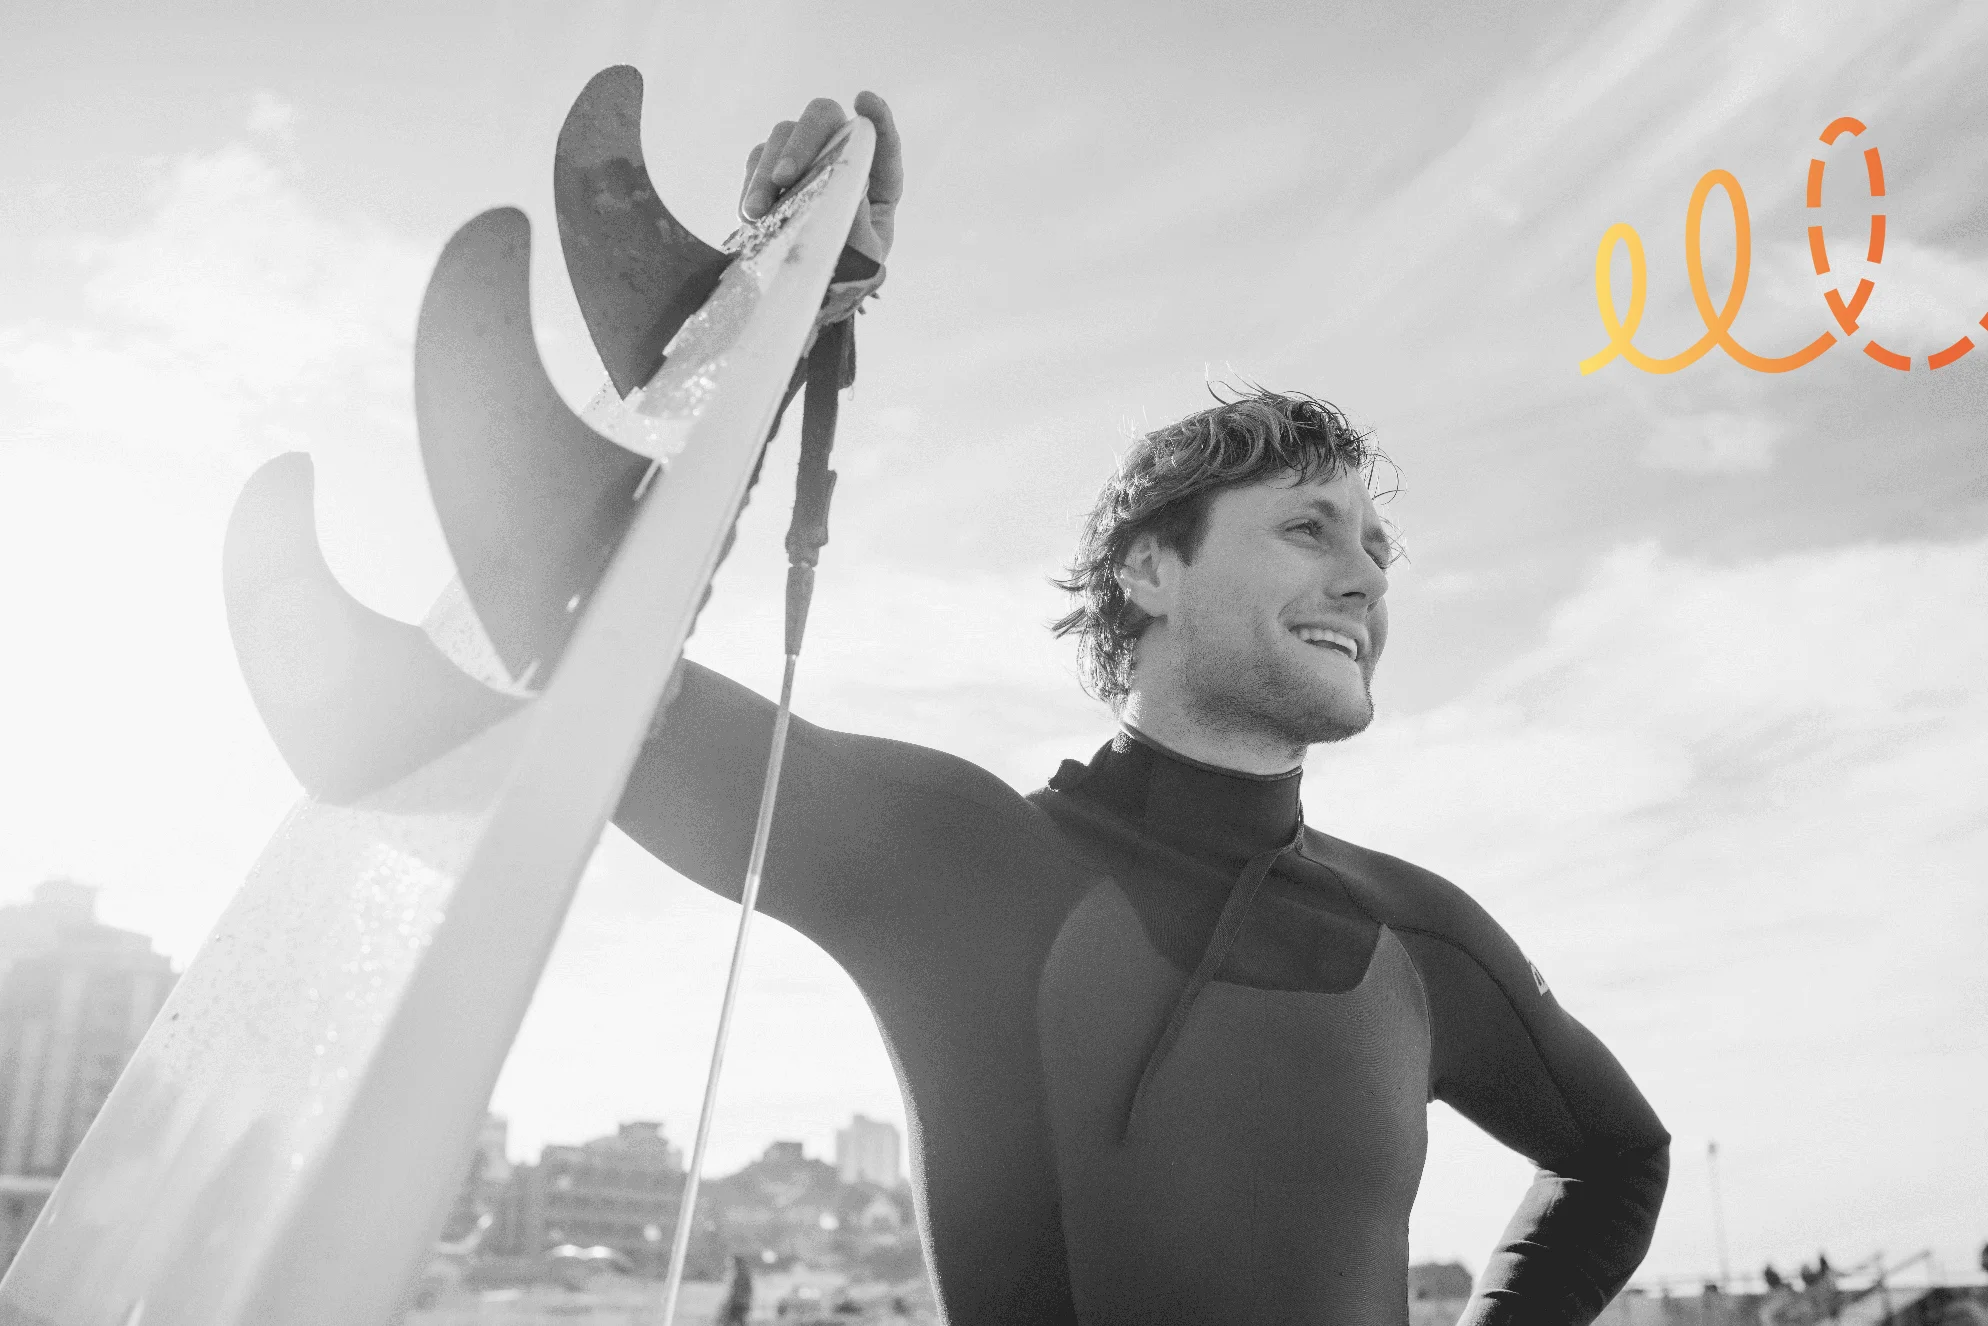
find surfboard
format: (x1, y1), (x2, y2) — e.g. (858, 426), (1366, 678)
(0, 68), (874, 1326)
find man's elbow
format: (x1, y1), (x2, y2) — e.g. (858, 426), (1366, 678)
(1619, 1138), (1669, 1230)
(1574, 1137), (1670, 1263)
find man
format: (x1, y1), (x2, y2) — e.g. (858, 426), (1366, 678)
(614, 96), (1668, 1325)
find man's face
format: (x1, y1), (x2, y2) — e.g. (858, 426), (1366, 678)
(1127, 467), (1391, 749)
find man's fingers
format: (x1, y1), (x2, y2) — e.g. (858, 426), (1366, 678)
(740, 120), (797, 220)
(770, 97), (847, 186)
(852, 91), (904, 205)
(738, 93), (898, 248)
(741, 99), (848, 220)
(849, 91), (902, 261)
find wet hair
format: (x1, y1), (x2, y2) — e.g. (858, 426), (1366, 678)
(1050, 382), (1396, 707)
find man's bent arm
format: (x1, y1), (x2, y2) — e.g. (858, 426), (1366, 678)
(1328, 843), (1670, 1325)
(1401, 917), (1667, 1325)
(1463, 1137), (1668, 1325)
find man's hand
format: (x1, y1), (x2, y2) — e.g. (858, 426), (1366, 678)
(739, 92), (902, 267)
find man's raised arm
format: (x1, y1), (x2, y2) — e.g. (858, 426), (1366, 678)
(612, 660), (1041, 956)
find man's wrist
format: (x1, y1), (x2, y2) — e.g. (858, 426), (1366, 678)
(815, 261), (885, 328)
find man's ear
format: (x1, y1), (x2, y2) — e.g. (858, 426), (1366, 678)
(1116, 532), (1176, 621)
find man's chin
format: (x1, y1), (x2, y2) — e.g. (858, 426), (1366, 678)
(1285, 681), (1375, 746)
(1182, 657), (1374, 749)
(1291, 704), (1372, 747)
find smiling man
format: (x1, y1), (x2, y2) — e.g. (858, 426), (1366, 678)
(613, 96), (1668, 1326)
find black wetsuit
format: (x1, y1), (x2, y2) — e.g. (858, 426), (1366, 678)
(616, 662), (1669, 1325)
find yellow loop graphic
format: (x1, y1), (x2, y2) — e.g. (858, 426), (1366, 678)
(1580, 170), (1835, 375)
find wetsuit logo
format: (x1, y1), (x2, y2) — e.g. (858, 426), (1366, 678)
(1529, 961), (1550, 996)
(1580, 118), (1985, 375)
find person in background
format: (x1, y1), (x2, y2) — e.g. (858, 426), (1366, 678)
(719, 1253), (754, 1326)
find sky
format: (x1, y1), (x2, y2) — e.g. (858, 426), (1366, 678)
(2, 0), (1985, 1292)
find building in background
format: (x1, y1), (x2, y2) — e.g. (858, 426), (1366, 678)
(705, 1138), (921, 1282)
(834, 1114), (901, 1190)
(501, 1120), (685, 1271)
(476, 1114), (513, 1193)
(463, 1127), (922, 1286)
(0, 879), (176, 1267)
(1408, 1261), (1475, 1302)
(439, 1112), (516, 1246)
(762, 1140), (806, 1167)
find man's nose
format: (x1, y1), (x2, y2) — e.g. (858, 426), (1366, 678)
(1338, 550), (1388, 603)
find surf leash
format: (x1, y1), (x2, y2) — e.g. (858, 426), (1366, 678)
(658, 313), (852, 1325)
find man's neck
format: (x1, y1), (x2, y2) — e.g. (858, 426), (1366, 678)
(1117, 693), (1304, 777)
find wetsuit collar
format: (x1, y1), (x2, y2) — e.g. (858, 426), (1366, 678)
(1047, 725), (1303, 874)
(1046, 727), (1311, 1138)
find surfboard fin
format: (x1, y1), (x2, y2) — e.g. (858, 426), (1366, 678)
(555, 64), (732, 396)
(414, 207), (651, 684)
(223, 453), (523, 804)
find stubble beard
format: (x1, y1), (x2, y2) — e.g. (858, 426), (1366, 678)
(1177, 629), (1376, 753)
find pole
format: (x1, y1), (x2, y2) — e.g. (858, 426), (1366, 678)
(1707, 1140), (1731, 1295)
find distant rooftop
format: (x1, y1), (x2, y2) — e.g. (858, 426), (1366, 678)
(26, 878), (97, 920)
(0, 878), (171, 971)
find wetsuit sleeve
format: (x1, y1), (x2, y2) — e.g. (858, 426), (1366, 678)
(1362, 859), (1669, 1326)
(613, 659), (1035, 953)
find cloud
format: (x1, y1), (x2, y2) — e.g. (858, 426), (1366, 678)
(1259, 0), (1988, 405)
(36, 141), (423, 459)
(1640, 409), (1784, 472)
(0, 133), (449, 613)
(1840, 238), (1988, 355)
(246, 90), (296, 141)
(686, 518), (1110, 789)
(1737, 235), (1988, 365)
(0, 130), (440, 959)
